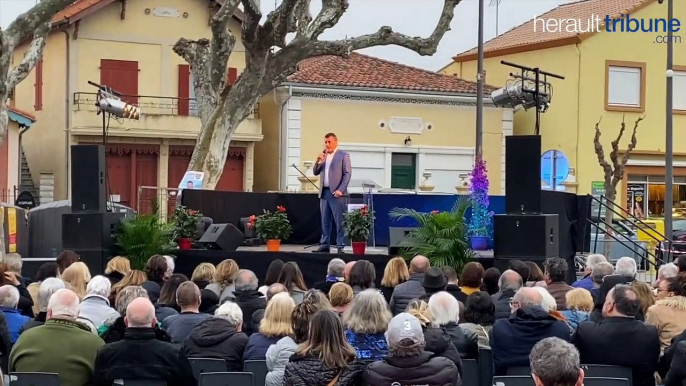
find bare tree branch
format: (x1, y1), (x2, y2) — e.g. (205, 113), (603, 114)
(6, 23), (49, 90)
(3, 0), (75, 46)
(614, 116), (644, 186)
(210, 0), (240, 90)
(261, 0), (305, 47)
(609, 114), (625, 171)
(305, 0), (349, 40)
(593, 117), (613, 181)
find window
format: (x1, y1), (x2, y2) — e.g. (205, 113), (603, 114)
(100, 59), (139, 105)
(673, 66), (686, 112)
(605, 60), (645, 112)
(390, 153), (416, 190)
(34, 60), (43, 111)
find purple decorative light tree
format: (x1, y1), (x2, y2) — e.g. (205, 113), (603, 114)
(469, 155), (492, 250)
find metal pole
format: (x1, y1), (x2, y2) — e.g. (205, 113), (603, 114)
(476, 0), (485, 156)
(665, 0), (674, 243)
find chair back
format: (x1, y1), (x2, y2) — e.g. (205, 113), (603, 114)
(493, 375), (535, 386)
(507, 367), (532, 376)
(114, 381), (167, 386)
(189, 357), (227, 380)
(9, 372), (60, 386)
(581, 365), (632, 386)
(462, 359), (479, 386)
(244, 360), (268, 386)
(478, 349), (494, 386)
(582, 377), (630, 386)
(199, 372), (254, 386)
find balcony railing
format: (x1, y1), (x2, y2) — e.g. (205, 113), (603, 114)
(73, 92), (260, 118)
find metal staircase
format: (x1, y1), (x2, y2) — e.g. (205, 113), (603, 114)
(19, 147), (39, 206)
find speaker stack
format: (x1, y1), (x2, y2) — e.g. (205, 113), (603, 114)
(493, 135), (560, 272)
(62, 145), (124, 274)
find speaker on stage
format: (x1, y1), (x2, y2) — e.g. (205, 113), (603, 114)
(388, 227), (415, 255)
(71, 144), (107, 213)
(505, 136), (542, 214)
(199, 223), (244, 251)
(494, 214), (559, 258)
(62, 212), (125, 250)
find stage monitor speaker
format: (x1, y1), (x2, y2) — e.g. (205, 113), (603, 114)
(199, 223), (244, 251)
(494, 214), (559, 258)
(70, 248), (112, 276)
(62, 212), (125, 250)
(388, 227), (416, 255)
(505, 135), (541, 214)
(71, 144), (107, 213)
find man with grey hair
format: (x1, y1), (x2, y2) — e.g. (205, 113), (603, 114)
(544, 257), (573, 310)
(615, 256), (638, 280)
(314, 258), (346, 295)
(572, 254), (607, 290)
(364, 313), (459, 385)
(232, 269), (266, 335)
(529, 337), (584, 386)
(21, 278), (65, 332)
(10, 289), (104, 386)
(182, 301), (249, 371)
(93, 297), (195, 386)
(78, 275), (120, 330)
(251, 283), (288, 332)
(390, 255), (430, 315)
(655, 262), (679, 289)
(162, 282), (211, 344)
(493, 270), (523, 320)
(0, 285), (28, 342)
(491, 287), (571, 375)
(1, 253), (25, 283)
(428, 291), (478, 359)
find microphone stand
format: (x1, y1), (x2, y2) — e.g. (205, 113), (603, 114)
(291, 164), (320, 191)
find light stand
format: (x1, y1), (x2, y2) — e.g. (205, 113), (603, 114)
(664, 0), (675, 244)
(476, 0), (485, 156)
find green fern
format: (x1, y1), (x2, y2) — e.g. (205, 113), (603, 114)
(114, 204), (176, 270)
(389, 197), (475, 271)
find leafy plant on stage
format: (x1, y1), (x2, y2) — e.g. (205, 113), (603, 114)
(469, 155), (493, 238)
(389, 197), (474, 271)
(115, 201), (176, 270)
(343, 206), (375, 242)
(250, 206), (293, 241)
(172, 206), (203, 239)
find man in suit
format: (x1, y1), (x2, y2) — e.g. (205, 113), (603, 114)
(313, 132), (351, 253)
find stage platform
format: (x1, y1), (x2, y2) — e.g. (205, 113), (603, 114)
(236, 244), (389, 254)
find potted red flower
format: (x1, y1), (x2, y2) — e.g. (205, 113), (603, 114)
(172, 206), (203, 250)
(343, 205), (375, 254)
(249, 206), (292, 252)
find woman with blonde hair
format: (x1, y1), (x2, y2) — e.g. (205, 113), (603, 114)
(560, 288), (593, 330)
(244, 292), (296, 360)
(206, 259), (239, 302)
(329, 283), (354, 316)
(61, 262), (91, 299)
(191, 262), (216, 289)
(104, 256), (131, 285)
(109, 270), (147, 304)
(380, 258), (410, 302)
(343, 289), (391, 362)
(405, 299), (463, 369)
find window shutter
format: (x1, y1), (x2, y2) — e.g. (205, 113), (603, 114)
(34, 60), (43, 111)
(178, 64), (190, 116)
(607, 66), (641, 106)
(673, 71), (686, 110)
(227, 67), (238, 85)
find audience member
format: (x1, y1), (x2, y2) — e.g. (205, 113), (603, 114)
(665, 338), (686, 386)
(109, 269), (146, 305)
(161, 282), (210, 344)
(656, 263), (679, 289)
(482, 267), (501, 295)
(259, 259), (285, 296)
(26, 262), (59, 316)
(429, 291), (478, 359)
(100, 286), (172, 343)
(615, 257), (655, 316)
(348, 260), (377, 296)
(1, 254), (25, 288)
(142, 255), (169, 303)
(78, 275), (119, 330)
(525, 261), (546, 287)
(181, 302), (248, 371)
(0, 286), (28, 343)
(10, 289), (104, 386)
(441, 266), (464, 302)
(572, 254), (606, 290)
(278, 262), (308, 304)
(93, 297), (195, 386)
(493, 270), (523, 320)
(459, 262), (485, 296)
(55, 250), (80, 274)
(460, 291), (496, 349)
(390, 255), (430, 315)
(406, 299), (462, 372)
(233, 269), (267, 335)
(0, 263), (34, 319)
(544, 258), (573, 310)
(343, 289), (391, 361)
(490, 287), (571, 375)
(678, 256), (686, 273)
(314, 258), (346, 296)
(251, 283), (288, 331)
(364, 313), (460, 386)
(0, 311), (10, 373)
(190, 262), (216, 290)
(589, 274), (630, 322)
(244, 292), (295, 360)
(535, 286), (568, 323)
(615, 256), (638, 281)
(206, 259), (239, 303)
(647, 274), (686, 350)
(419, 267), (448, 301)
(530, 337), (584, 386)
(329, 282), (354, 316)
(590, 262), (614, 302)
(574, 285), (660, 386)
(61, 262), (91, 300)
(379, 257), (409, 304)
(21, 278), (64, 332)
(283, 310), (364, 386)
(155, 274), (188, 322)
(508, 260), (530, 286)
(163, 255), (175, 281)
(344, 261), (356, 282)
(560, 288), (593, 330)
(103, 256), (131, 286)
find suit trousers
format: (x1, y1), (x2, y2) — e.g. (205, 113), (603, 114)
(320, 188), (346, 248)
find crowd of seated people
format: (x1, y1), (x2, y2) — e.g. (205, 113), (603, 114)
(2, 251), (686, 386)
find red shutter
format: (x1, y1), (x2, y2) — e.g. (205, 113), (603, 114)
(227, 67), (238, 85)
(34, 60), (43, 111)
(178, 65), (190, 116)
(100, 59), (139, 105)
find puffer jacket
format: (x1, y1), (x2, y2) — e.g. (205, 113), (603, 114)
(423, 326), (463, 375)
(389, 273), (426, 315)
(266, 336), (298, 386)
(181, 318), (248, 371)
(647, 295), (686, 351)
(364, 352), (461, 386)
(441, 322), (479, 360)
(283, 354), (364, 386)
(344, 330), (388, 362)
(492, 289), (515, 320)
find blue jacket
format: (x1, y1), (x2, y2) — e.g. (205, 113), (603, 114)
(345, 330), (387, 362)
(1, 307), (29, 343)
(560, 310), (590, 330)
(243, 333), (281, 361)
(313, 149), (351, 197)
(572, 275), (594, 290)
(490, 306), (571, 375)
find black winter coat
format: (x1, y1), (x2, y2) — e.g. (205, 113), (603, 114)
(234, 290), (266, 336)
(665, 341), (686, 386)
(492, 289), (515, 320)
(660, 329), (686, 378)
(441, 323), (479, 360)
(364, 352), (461, 386)
(424, 326), (463, 375)
(283, 354), (364, 386)
(180, 318), (248, 371)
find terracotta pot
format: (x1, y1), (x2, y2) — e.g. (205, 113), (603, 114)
(266, 239), (281, 252)
(177, 238), (193, 251)
(351, 241), (367, 255)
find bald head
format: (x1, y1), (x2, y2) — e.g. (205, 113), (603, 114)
(410, 255), (430, 274)
(344, 261), (356, 281)
(47, 288), (80, 320)
(125, 297), (157, 328)
(267, 283), (288, 301)
(512, 287), (543, 311)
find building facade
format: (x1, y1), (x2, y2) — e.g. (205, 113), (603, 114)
(0, 107), (36, 203)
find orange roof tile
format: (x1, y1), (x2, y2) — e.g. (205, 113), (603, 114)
(454, 0), (654, 61)
(287, 53), (497, 95)
(7, 106), (37, 122)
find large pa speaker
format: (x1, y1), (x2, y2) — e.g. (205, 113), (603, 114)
(71, 144), (107, 213)
(388, 227), (416, 255)
(62, 212), (125, 250)
(199, 223), (244, 251)
(494, 214), (559, 258)
(505, 135), (541, 214)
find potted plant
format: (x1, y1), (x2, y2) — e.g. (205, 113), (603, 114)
(249, 206), (292, 251)
(172, 206), (203, 250)
(114, 202), (176, 269)
(343, 205), (375, 254)
(468, 155), (492, 251)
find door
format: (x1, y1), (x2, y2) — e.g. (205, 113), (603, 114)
(391, 153), (416, 190)
(100, 59), (139, 105)
(216, 148), (245, 191)
(136, 153), (158, 214)
(167, 147), (193, 213)
(107, 151), (133, 208)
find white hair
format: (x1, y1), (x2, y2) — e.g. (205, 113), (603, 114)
(0, 285), (19, 308)
(235, 269), (258, 292)
(534, 287), (557, 312)
(659, 263), (679, 280)
(214, 301), (243, 327)
(585, 254), (607, 270)
(38, 278), (66, 312)
(47, 289), (80, 318)
(327, 258), (346, 277)
(86, 275), (112, 298)
(428, 291), (460, 326)
(164, 256), (175, 275)
(615, 257), (637, 279)
(2, 253), (22, 274)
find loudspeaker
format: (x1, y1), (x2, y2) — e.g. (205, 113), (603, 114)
(71, 145), (107, 213)
(69, 248), (112, 277)
(494, 214), (559, 258)
(505, 135), (542, 214)
(388, 227), (416, 255)
(199, 223), (244, 251)
(239, 217), (256, 239)
(62, 212), (125, 250)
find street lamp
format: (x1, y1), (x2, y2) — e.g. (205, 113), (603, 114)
(662, 0), (674, 246)
(476, 0), (485, 157)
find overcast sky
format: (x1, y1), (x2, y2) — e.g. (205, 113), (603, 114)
(1, 0), (567, 71)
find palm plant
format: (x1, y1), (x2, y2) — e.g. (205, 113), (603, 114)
(389, 197), (474, 271)
(114, 201), (176, 270)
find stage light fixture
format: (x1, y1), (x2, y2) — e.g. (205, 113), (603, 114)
(97, 97), (141, 120)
